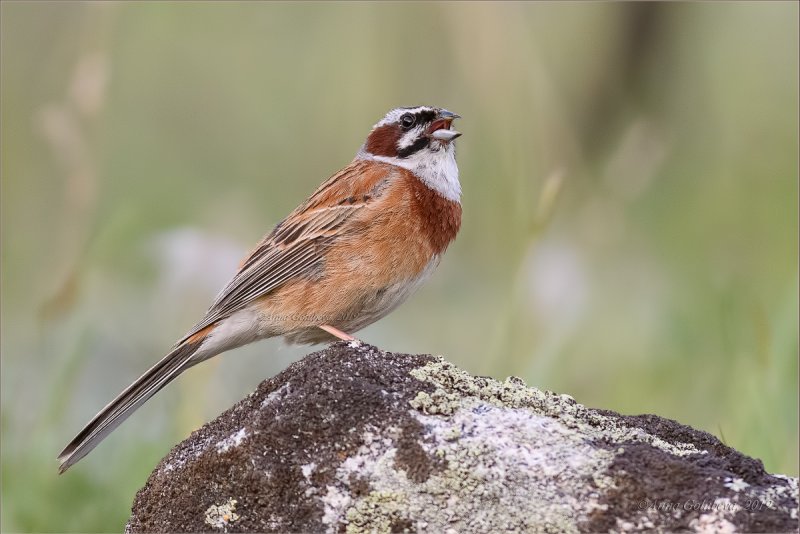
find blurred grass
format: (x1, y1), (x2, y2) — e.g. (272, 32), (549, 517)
(1, 2), (797, 531)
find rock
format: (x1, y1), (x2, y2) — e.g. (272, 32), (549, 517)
(126, 342), (798, 533)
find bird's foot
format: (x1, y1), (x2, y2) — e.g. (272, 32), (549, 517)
(318, 324), (359, 344)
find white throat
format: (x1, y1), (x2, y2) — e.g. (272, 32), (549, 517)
(357, 144), (462, 202)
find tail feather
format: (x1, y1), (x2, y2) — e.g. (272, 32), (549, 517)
(57, 339), (203, 474)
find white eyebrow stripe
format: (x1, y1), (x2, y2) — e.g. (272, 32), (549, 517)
(376, 106), (433, 127)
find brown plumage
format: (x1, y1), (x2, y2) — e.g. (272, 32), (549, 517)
(58, 106), (463, 473)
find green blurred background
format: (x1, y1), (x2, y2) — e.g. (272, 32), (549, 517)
(1, 1), (797, 530)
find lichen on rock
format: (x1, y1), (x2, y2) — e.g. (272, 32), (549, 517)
(126, 342), (798, 533)
(204, 498), (240, 530)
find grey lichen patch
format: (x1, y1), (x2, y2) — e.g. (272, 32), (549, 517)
(215, 427), (248, 453)
(345, 490), (411, 534)
(730, 473), (799, 523)
(322, 404), (617, 533)
(409, 357), (702, 459)
(771, 475), (800, 520)
(204, 498), (240, 530)
(409, 357), (549, 410)
(409, 389), (461, 415)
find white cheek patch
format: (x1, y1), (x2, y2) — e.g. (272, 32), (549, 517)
(397, 126), (425, 149)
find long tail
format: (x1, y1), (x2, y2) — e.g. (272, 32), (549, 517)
(57, 338), (205, 474)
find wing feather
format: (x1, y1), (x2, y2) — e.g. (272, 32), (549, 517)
(178, 160), (395, 344)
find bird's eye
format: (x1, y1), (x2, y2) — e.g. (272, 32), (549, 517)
(399, 113), (416, 129)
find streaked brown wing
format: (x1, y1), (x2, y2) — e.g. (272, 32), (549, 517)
(178, 160), (395, 344)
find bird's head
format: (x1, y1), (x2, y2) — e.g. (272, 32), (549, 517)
(362, 106), (461, 159)
(359, 106), (462, 201)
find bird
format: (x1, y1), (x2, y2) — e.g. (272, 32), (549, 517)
(58, 105), (463, 473)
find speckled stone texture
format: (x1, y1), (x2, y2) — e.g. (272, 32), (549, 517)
(126, 342), (798, 533)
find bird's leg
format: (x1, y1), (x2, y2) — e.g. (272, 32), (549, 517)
(318, 324), (356, 342)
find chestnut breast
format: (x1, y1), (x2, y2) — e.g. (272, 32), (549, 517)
(325, 164), (461, 288)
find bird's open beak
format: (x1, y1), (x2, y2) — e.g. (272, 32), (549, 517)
(428, 110), (462, 142)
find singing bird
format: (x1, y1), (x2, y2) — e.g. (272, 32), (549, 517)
(58, 106), (463, 473)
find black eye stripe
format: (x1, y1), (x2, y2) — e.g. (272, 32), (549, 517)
(397, 136), (429, 158)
